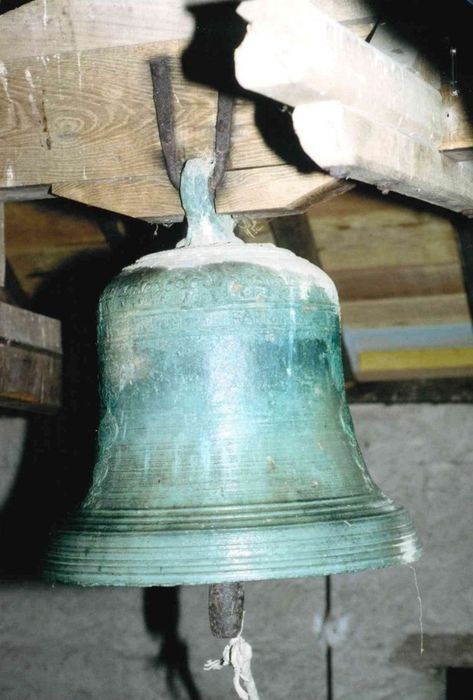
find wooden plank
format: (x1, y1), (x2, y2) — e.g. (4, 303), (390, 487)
(0, 0), (376, 64)
(4, 201), (105, 252)
(0, 301), (61, 354)
(219, 167), (352, 219)
(0, 344), (61, 413)
(52, 167), (351, 221)
(236, 0), (443, 145)
(357, 347), (473, 380)
(4, 200), (106, 295)
(440, 87), (473, 162)
(331, 264), (464, 301)
(0, 186), (52, 202)
(0, 0), (194, 61)
(0, 203), (4, 288)
(309, 213), (460, 271)
(341, 294), (470, 328)
(453, 216), (473, 325)
(0, 301), (62, 413)
(292, 101), (473, 215)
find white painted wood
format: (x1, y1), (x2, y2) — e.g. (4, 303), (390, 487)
(0, 0), (194, 61)
(310, 0), (376, 23)
(292, 101), (473, 214)
(369, 23), (441, 89)
(236, 0), (443, 146)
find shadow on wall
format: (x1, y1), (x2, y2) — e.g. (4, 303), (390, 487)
(0, 213), (201, 699)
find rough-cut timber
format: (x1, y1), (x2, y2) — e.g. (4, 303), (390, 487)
(0, 36), (347, 219)
(236, 0), (443, 145)
(0, 302), (62, 413)
(235, 0), (473, 214)
(52, 168), (351, 222)
(0, 0), (194, 61)
(292, 102), (473, 214)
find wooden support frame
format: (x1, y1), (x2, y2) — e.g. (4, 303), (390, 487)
(0, 34), (348, 220)
(235, 0), (473, 215)
(0, 302), (62, 413)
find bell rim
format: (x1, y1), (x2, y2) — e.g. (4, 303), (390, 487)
(44, 506), (421, 587)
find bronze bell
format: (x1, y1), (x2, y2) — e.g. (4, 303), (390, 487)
(44, 159), (421, 586)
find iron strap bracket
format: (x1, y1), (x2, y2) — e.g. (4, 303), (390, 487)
(150, 57), (234, 195)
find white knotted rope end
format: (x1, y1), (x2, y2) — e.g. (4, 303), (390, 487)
(204, 630), (260, 700)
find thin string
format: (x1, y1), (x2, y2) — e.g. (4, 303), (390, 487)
(409, 564), (424, 655)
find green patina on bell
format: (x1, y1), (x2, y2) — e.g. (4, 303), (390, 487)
(45, 159), (421, 586)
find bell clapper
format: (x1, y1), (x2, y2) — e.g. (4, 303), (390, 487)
(209, 582), (245, 638)
(205, 595), (260, 700)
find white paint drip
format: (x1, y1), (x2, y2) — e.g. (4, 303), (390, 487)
(24, 68), (35, 90)
(125, 243), (338, 303)
(77, 52), (82, 90)
(42, 0), (48, 27)
(55, 54), (62, 90)
(5, 163), (15, 187)
(0, 61), (14, 115)
(28, 93), (39, 118)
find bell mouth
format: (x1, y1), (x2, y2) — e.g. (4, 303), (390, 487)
(44, 496), (421, 587)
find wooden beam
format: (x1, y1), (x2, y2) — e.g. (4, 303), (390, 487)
(236, 0), (443, 145)
(0, 186), (52, 202)
(235, 0), (473, 214)
(0, 37), (348, 218)
(292, 101), (473, 214)
(52, 167), (351, 221)
(0, 302), (62, 413)
(0, 0), (194, 61)
(0, 0), (376, 65)
(0, 301), (61, 354)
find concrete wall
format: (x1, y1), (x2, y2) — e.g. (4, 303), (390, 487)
(0, 405), (472, 699)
